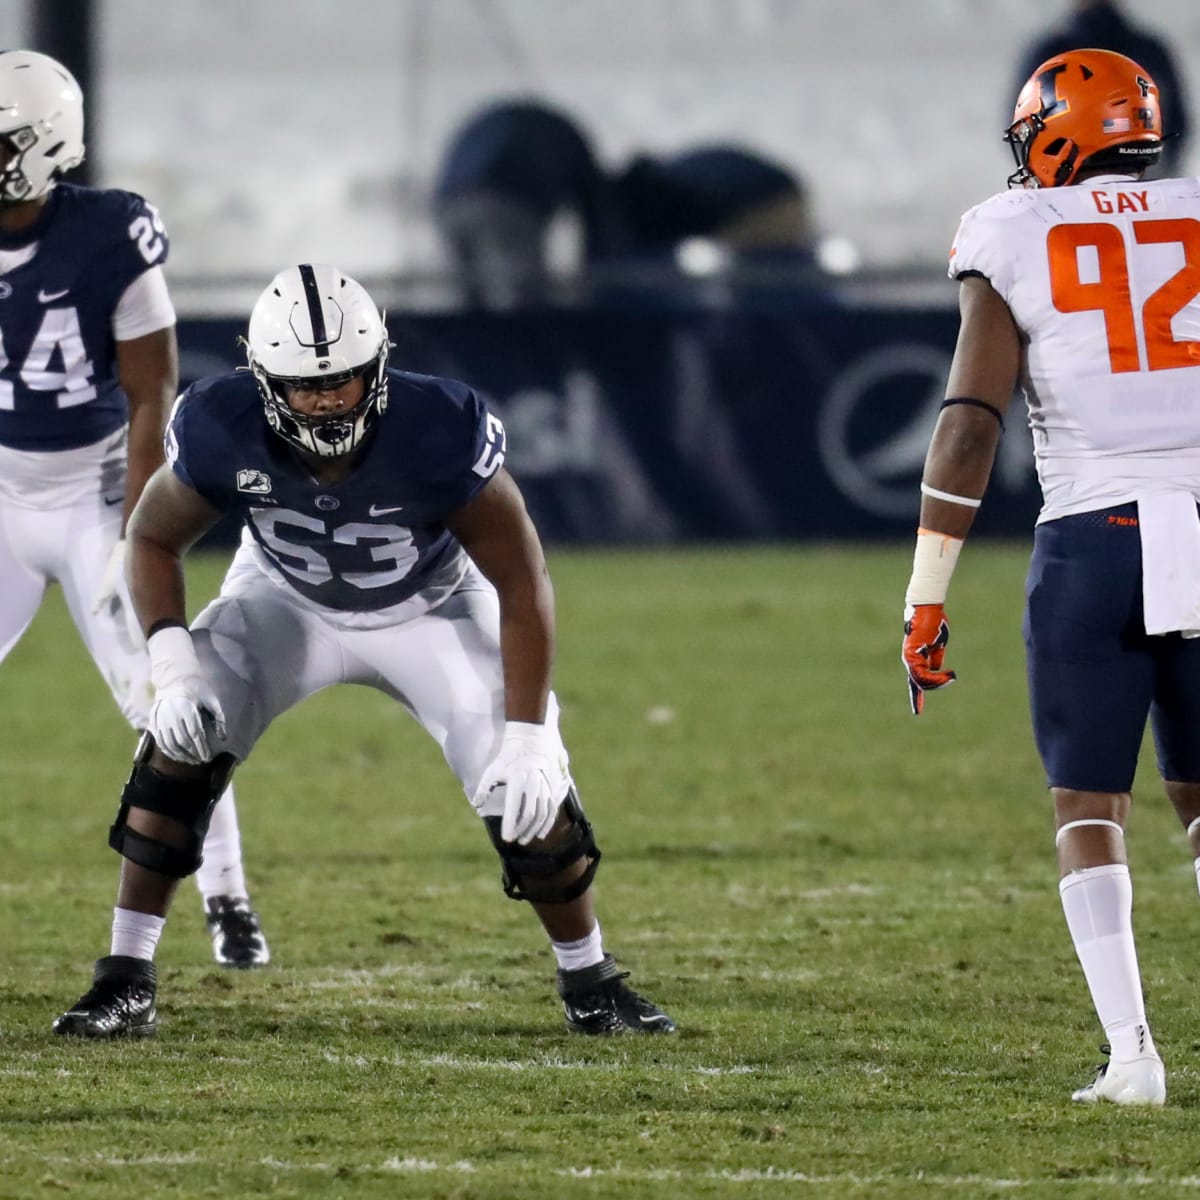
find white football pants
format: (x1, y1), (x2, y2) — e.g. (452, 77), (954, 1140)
(191, 546), (565, 814)
(0, 490), (249, 895)
(0, 491), (151, 725)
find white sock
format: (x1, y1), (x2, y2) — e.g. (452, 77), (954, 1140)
(551, 922), (604, 972)
(1059, 864), (1156, 1062)
(1193, 856), (1200, 897)
(110, 907), (166, 961)
(194, 784), (248, 902)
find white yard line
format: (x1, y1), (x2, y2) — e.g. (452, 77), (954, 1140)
(318, 1047), (761, 1074)
(24, 1154), (1200, 1190)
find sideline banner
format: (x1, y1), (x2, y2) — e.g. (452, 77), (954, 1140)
(180, 309), (1042, 543)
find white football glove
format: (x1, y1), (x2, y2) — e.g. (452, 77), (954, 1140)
(92, 537), (145, 652)
(472, 721), (572, 844)
(146, 625), (226, 765)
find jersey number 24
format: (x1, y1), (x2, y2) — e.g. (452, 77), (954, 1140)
(0, 307), (95, 410)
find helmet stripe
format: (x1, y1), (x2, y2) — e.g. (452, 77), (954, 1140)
(297, 263), (331, 354)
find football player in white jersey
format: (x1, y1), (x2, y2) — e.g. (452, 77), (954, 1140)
(0, 50), (269, 966)
(902, 48), (1200, 1106)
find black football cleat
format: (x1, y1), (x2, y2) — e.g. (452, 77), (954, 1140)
(205, 895), (271, 968)
(52, 955), (157, 1039)
(558, 954), (676, 1035)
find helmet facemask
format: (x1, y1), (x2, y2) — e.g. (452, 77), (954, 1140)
(1004, 113), (1091, 190)
(1005, 114), (1053, 189)
(245, 264), (391, 459)
(0, 125), (47, 202)
(251, 349), (389, 459)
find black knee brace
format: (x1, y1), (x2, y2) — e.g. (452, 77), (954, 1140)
(483, 787), (601, 903)
(108, 733), (236, 879)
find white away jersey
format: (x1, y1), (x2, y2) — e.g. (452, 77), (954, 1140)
(950, 174), (1200, 520)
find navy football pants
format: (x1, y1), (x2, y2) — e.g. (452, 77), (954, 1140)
(1025, 503), (1200, 793)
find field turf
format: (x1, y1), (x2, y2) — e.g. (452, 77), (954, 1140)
(3, 544), (1199, 1198)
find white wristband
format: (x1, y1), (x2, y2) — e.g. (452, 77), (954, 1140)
(501, 720), (552, 750)
(147, 625), (200, 690)
(904, 529), (964, 606)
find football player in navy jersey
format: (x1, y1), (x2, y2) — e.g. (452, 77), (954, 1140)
(0, 50), (269, 967)
(53, 262), (675, 1039)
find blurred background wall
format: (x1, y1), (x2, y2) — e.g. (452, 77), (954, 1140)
(14, 0), (1199, 303)
(10, 0), (1199, 541)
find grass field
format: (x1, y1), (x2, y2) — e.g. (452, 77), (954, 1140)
(3, 543), (1199, 1198)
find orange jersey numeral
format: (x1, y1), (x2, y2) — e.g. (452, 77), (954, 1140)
(1136, 219), (1200, 370)
(1047, 217), (1200, 373)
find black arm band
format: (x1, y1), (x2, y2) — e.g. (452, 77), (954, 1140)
(145, 618), (188, 640)
(939, 396), (1005, 432)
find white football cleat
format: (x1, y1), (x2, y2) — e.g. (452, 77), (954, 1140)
(1071, 1050), (1165, 1106)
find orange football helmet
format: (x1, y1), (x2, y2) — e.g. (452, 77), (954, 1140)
(1004, 48), (1162, 189)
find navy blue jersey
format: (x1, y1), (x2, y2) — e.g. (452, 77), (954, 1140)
(166, 368), (507, 611)
(0, 183), (169, 452)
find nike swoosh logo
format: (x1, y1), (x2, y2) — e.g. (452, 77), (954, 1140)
(368, 503), (404, 516)
(38, 288), (70, 303)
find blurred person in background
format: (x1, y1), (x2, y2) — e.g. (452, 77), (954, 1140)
(431, 100), (829, 310)
(615, 143), (818, 267)
(52, 263), (676, 1040)
(903, 49), (1200, 1106)
(1012, 0), (1191, 175)
(431, 98), (626, 309)
(610, 142), (831, 309)
(0, 50), (269, 968)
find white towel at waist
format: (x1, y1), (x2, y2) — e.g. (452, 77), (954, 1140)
(1139, 492), (1200, 637)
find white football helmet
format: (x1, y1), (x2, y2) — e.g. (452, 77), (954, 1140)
(246, 264), (390, 458)
(0, 50), (85, 203)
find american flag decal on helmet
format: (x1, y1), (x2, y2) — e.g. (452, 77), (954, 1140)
(1103, 117), (1132, 133)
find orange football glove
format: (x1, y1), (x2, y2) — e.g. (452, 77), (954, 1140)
(902, 604), (956, 715)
